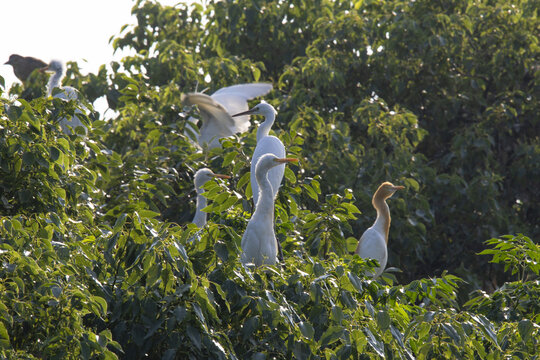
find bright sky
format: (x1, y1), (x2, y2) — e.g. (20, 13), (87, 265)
(0, 0), (180, 92)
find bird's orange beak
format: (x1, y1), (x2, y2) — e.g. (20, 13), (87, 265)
(393, 185), (405, 190)
(232, 108), (256, 117)
(274, 158), (298, 164)
(212, 174), (231, 179)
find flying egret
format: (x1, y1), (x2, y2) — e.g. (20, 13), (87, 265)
(41, 60), (87, 135)
(241, 154), (297, 266)
(192, 168), (231, 227)
(4, 54), (47, 83)
(181, 83), (272, 149)
(355, 182), (404, 278)
(232, 102), (285, 206)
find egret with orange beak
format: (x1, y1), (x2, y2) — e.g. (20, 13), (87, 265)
(241, 154), (297, 266)
(355, 182), (404, 277)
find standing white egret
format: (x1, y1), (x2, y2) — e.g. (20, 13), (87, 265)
(181, 83), (273, 149)
(355, 182), (404, 278)
(241, 154), (297, 266)
(232, 102), (285, 206)
(192, 168), (231, 227)
(41, 60), (87, 135)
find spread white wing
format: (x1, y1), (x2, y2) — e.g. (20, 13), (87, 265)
(182, 83), (272, 148)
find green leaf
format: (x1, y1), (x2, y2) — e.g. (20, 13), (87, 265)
(50, 146), (61, 161)
(441, 323), (461, 344)
(214, 242), (229, 262)
(10, 219), (22, 231)
(299, 321), (315, 339)
(222, 151), (237, 167)
(331, 305), (344, 324)
(113, 213), (128, 234)
(347, 272), (363, 292)
(138, 209), (160, 218)
(320, 326), (344, 346)
(364, 327), (384, 357)
(518, 319), (533, 342)
(284, 167), (296, 183)
(376, 310), (390, 331)
(241, 316), (259, 341)
(186, 325), (201, 350)
(237, 172), (251, 190)
(340, 202), (361, 215)
(0, 321), (10, 348)
(252, 67), (261, 82)
(22, 152), (35, 165)
(471, 315), (499, 348)
(91, 296), (108, 316)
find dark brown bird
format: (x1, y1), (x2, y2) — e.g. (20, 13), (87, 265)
(5, 54), (47, 83)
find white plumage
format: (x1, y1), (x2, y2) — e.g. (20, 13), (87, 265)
(241, 154), (297, 266)
(42, 60), (87, 136)
(232, 102), (285, 206)
(181, 83), (273, 149)
(355, 182), (404, 278)
(192, 168), (231, 228)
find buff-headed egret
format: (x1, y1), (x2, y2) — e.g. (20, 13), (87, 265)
(41, 60), (87, 135)
(192, 168), (231, 227)
(181, 83), (273, 149)
(241, 154), (297, 266)
(355, 182), (404, 278)
(5, 54), (47, 83)
(233, 102), (285, 206)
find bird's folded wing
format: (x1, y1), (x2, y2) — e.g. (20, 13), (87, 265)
(28, 57), (47, 69)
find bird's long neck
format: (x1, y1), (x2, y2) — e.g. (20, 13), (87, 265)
(47, 69), (63, 96)
(193, 186), (207, 227)
(372, 196), (391, 243)
(252, 170), (275, 225)
(256, 112), (275, 141)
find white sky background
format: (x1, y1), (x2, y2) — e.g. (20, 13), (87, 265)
(0, 0), (182, 113)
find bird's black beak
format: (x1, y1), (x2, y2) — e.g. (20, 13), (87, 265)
(4, 60), (11, 65)
(232, 108), (256, 117)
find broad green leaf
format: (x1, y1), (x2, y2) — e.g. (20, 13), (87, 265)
(376, 310), (390, 331)
(320, 326), (344, 346)
(364, 327), (384, 357)
(518, 319), (533, 342)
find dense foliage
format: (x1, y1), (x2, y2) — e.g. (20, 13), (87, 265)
(1, 0), (538, 358)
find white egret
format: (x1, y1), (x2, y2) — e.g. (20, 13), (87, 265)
(4, 54), (47, 83)
(41, 60), (87, 135)
(241, 154), (297, 266)
(355, 182), (404, 278)
(232, 102), (285, 206)
(181, 83), (273, 149)
(192, 168), (231, 227)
